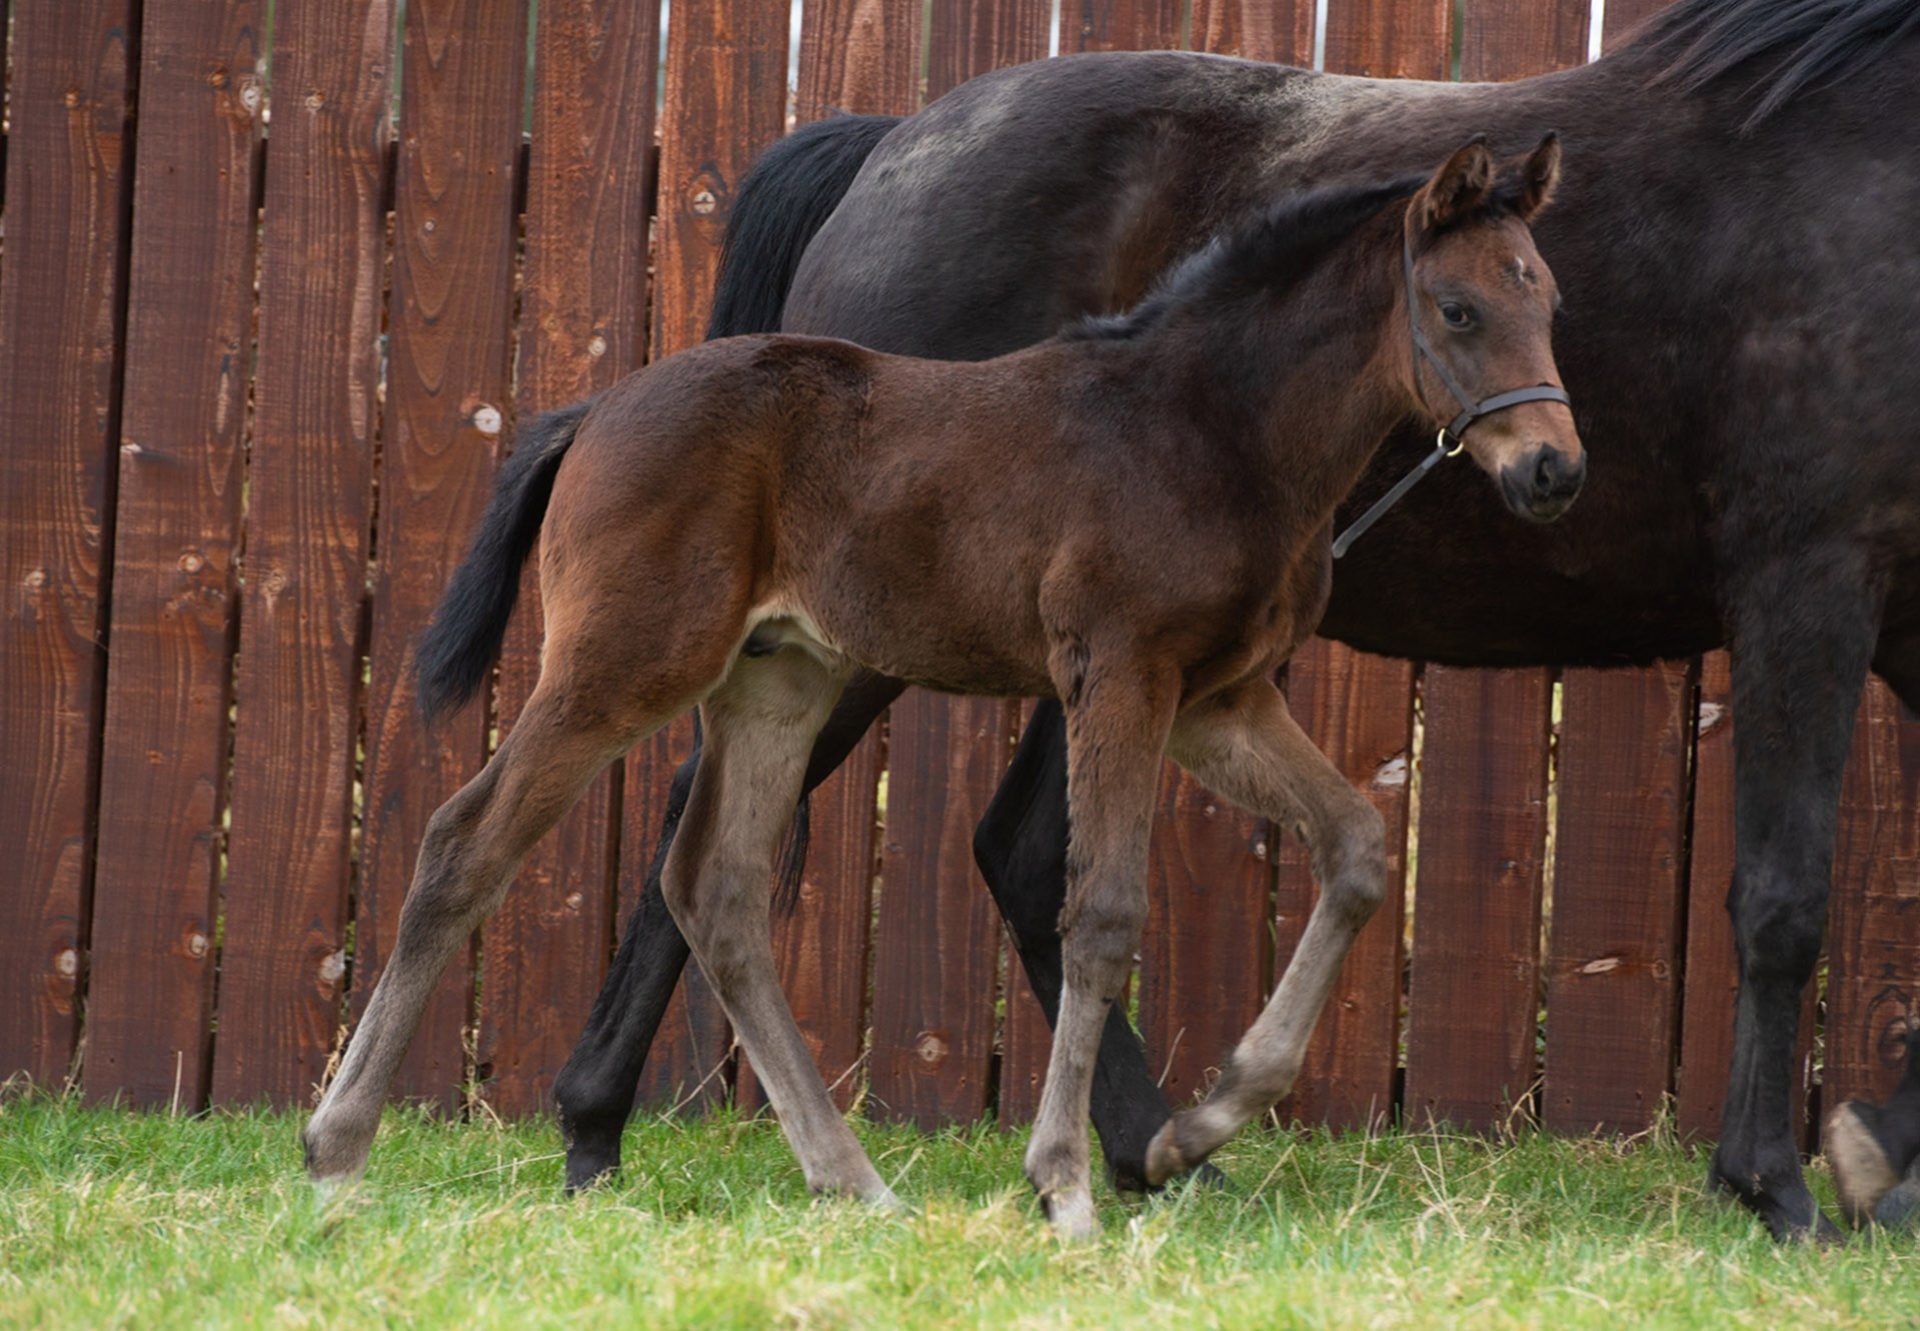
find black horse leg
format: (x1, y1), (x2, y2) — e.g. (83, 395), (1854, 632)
(554, 672), (904, 1192)
(1709, 550), (1882, 1240)
(973, 700), (1192, 1193)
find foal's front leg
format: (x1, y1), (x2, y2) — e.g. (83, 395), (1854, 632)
(1146, 681), (1387, 1184)
(1026, 656), (1177, 1240)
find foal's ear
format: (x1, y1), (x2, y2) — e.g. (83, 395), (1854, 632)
(1513, 131), (1562, 220)
(1416, 136), (1494, 234)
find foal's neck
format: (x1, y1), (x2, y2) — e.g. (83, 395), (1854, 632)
(1147, 227), (1411, 531)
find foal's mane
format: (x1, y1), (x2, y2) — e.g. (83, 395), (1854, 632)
(1062, 175), (1424, 342)
(1629, 0), (1920, 126)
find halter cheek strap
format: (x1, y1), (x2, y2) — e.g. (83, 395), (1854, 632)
(1330, 234), (1573, 560)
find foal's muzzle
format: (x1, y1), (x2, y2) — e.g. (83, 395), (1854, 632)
(1501, 443), (1585, 522)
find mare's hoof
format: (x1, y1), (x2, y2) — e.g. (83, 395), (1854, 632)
(1828, 1101), (1903, 1228)
(562, 1143), (621, 1196)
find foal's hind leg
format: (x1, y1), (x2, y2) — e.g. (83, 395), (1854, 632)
(1145, 680), (1387, 1184)
(302, 668), (676, 1183)
(662, 648), (897, 1205)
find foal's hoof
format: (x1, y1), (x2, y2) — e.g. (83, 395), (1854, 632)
(1828, 1101), (1903, 1228)
(1042, 1188), (1101, 1242)
(1145, 1118), (1217, 1189)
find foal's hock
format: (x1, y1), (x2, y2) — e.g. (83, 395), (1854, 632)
(302, 136), (1580, 1238)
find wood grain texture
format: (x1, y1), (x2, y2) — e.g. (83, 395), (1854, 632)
(353, 0), (531, 1108)
(1674, 652), (1815, 1141)
(796, 0), (921, 122)
(868, 694), (1015, 1127)
(1825, 680), (1920, 1111)
(1273, 641), (1414, 1130)
(1139, 763), (1272, 1107)
(213, 0), (396, 1108)
(84, 0), (263, 1110)
(0, 0), (137, 1088)
(1459, 0), (1588, 82)
(1190, 0), (1314, 65)
(1541, 663), (1690, 1134)
(925, 0), (1048, 102)
(1324, 0), (1451, 80)
(1404, 666), (1552, 1130)
(1061, 0), (1182, 54)
(477, 0), (658, 1119)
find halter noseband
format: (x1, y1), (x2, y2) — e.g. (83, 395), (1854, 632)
(1329, 233), (1572, 560)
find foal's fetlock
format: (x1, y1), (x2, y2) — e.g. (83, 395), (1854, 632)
(1827, 1100), (1905, 1227)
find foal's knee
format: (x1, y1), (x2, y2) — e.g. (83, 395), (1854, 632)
(1059, 877), (1148, 996)
(1318, 803), (1387, 928)
(401, 782), (513, 930)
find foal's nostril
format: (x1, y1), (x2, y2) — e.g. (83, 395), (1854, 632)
(1531, 445), (1582, 499)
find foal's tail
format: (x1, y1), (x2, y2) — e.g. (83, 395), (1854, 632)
(416, 399), (593, 723)
(706, 113), (901, 338)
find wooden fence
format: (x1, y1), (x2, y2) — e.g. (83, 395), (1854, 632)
(2, 0), (1915, 1146)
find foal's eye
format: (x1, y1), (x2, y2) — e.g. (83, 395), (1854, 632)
(1440, 302), (1473, 329)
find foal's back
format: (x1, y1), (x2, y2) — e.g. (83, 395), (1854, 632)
(549, 332), (1306, 699)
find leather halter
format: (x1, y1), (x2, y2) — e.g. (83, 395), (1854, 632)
(1330, 233), (1572, 560)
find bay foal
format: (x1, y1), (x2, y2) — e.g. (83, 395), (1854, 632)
(303, 137), (1580, 1238)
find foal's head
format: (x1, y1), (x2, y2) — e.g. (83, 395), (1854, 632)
(1400, 135), (1583, 522)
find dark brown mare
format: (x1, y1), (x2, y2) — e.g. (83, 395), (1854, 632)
(550, 0), (1920, 1241)
(302, 142), (1578, 1237)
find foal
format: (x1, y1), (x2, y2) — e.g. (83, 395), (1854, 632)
(303, 136), (1581, 1238)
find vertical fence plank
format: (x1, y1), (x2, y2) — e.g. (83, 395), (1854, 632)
(1825, 681), (1920, 1111)
(1675, 652), (1815, 1140)
(737, 0), (919, 1115)
(213, 0), (396, 1108)
(353, 0), (531, 1108)
(1190, 0), (1313, 63)
(1542, 664), (1691, 1133)
(476, 0), (658, 1119)
(1324, 0), (1450, 80)
(1274, 644), (1414, 1130)
(925, 0), (1047, 102)
(1139, 767), (1273, 1107)
(796, 0), (921, 122)
(1405, 667), (1552, 1129)
(1062, 0), (1181, 53)
(1459, 0), (1587, 80)
(628, 0), (791, 1109)
(0, 0), (137, 1088)
(870, 696), (1015, 1126)
(84, 0), (263, 1109)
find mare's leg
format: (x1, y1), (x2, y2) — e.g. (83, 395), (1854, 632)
(556, 670), (902, 1191)
(1026, 658), (1177, 1240)
(1825, 619), (1920, 1226)
(1143, 682), (1386, 1183)
(973, 701), (1186, 1193)
(1708, 545), (1881, 1240)
(662, 649), (896, 1203)
(303, 665), (688, 1183)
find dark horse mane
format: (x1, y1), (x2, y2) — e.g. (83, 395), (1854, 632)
(1632, 0), (1920, 126)
(1062, 175), (1422, 342)
(1065, 165), (1543, 344)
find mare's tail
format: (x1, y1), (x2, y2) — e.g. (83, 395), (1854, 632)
(706, 113), (901, 337)
(416, 400), (593, 723)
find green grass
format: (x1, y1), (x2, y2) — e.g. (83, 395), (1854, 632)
(1, 1094), (1911, 1329)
